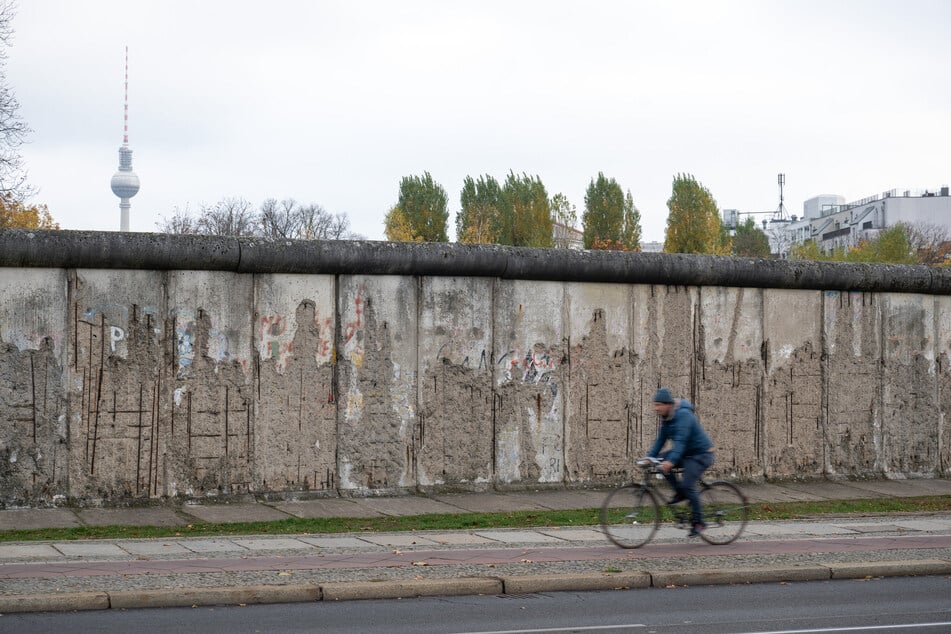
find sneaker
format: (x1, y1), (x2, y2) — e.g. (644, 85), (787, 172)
(688, 523), (706, 537)
(667, 493), (686, 505)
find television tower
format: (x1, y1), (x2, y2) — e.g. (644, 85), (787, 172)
(110, 46), (140, 231)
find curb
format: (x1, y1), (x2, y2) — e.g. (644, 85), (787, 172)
(502, 572), (651, 594)
(2, 561), (950, 614)
(320, 578), (502, 601)
(650, 565), (831, 587)
(108, 585), (321, 609)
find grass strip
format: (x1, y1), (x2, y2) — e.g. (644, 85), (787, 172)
(1, 495), (949, 543)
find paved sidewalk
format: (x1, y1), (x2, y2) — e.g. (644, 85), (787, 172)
(0, 478), (950, 613)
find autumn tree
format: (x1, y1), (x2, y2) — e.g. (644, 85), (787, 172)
(903, 221), (951, 265)
(664, 173), (730, 254)
(457, 174), (504, 244)
(789, 239), (828, 261)
(383, 205), (422, 242)
(845, 225), (917, 264)
(0, 194), (58, 229)
(582, 173), (623, 249)
(732, 217), (771, 257)
(392, 172), (448, 242)
(790, 226), (918, 265)
(621, 191), (642, 251)
(0, 2), (30, 200)
(502, 171), (552, 247)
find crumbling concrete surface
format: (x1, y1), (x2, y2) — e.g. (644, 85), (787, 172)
(0, 234), (948, 506)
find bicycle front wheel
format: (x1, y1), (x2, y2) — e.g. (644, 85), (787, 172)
(600, 484), (661, 549)
(698, 481), (749, 545)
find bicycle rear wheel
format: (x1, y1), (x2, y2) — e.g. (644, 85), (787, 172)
(698, 481), (749, 545)
(600, 484), (661, 549)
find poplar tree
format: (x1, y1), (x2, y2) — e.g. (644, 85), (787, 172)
(582, 173), (642, 250)
(664, 174), (730, 254)
(394, 172), (449, 242)
(502, 171), (553, 247)
(457, 174), (505, 244)
(383, 205), (422, 242)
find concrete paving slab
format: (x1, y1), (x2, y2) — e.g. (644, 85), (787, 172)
(840, 524), (908, 534)
(654, 525), (692, 540)
(421, 532), (496, 545)
(180, 503), (293, 524)
(892, 518), (951, 532)
(504, 490), (607, 511)
(839, 479), (951, 498)
(0, 508), (81, 530)
(76, 507), (187, 527)
(178, 539), (248, 554)
(297, 536), (376, 549)
(351, 497), (464, 517)
(115, 540), (193, 556)
(355, 533), (441, 547)
(273, 498), (375, 518)
(744, 522), (858, 536)
(432, 492), (549, 513)
(537, 527), (606, 542)
(0, 543), (63, 559)
(770, 481), (879, 500)
(739, 483), (822, 503)
(471, 530), (569, 544)
(230, 537), (315, 551)
(53, 542), (128, 557)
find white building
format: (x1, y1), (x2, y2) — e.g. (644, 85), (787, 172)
(552, 221), (584, 250)
(783, 187), (951, 256)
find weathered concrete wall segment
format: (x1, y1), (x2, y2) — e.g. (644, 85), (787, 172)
(0, 231), (948, 506)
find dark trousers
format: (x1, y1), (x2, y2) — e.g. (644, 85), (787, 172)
(661, 451), (714, 525)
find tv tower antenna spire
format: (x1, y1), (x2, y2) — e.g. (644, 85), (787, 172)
(110, 46), (140, 231)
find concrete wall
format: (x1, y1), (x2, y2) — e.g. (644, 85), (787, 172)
(0, 231), (949, 507)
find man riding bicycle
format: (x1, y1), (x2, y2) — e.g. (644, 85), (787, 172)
(647, 387), (715, 537)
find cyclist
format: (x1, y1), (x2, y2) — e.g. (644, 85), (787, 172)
(647, 387), (715, 537)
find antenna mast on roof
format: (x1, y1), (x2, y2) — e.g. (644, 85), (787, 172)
(776, 173), (788, 221)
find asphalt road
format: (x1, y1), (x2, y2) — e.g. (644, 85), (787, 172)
(2, 575), (949, 633)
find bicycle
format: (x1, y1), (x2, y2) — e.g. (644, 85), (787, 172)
(600, 456), (749, 548)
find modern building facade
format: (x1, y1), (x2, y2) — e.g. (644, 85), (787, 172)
(787, 187), (951, 256)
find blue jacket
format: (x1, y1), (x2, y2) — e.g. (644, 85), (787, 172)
(648, 398), (713, 465)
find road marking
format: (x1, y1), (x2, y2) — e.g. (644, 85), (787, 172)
(454, 625), (646, 634)
(740, 621), (951, 634)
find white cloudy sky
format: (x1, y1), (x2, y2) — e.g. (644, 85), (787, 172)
(6, 0), (950, 242)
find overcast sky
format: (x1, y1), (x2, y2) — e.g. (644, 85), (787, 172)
(7, 0), (950, 242)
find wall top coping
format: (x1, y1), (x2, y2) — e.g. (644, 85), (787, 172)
(2, 229), (950, 294)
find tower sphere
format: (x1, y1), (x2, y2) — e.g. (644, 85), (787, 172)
(111, 168), (140, 198)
